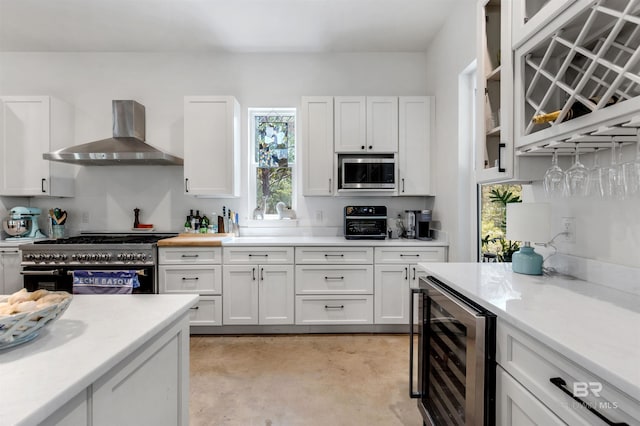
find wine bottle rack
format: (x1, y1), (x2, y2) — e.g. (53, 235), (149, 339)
(515, 0), (640, 155)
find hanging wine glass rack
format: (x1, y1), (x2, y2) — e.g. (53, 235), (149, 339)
(515, 0), (640, 156)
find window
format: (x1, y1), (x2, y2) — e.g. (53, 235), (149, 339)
(249, 108), (296, 220)
(479, 184), (522, 262)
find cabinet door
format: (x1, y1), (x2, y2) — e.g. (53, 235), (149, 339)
(366, 96), (398, 153)
(258, 265), (294, 325)
(189, 296), (223, 326)
(222, 265), (259, 324)
(184, 96), (240, 197)
(334, 96), (366, 152)
(511, 0), (577, 49)
(374, 264), (410, 324)
(0, 97), (50, 195)
(398, 96), (434, 195)
(1, 250), (23, 295)
(301, 97), (334, 196)
(159, 265), (222, 295)
(476, 0), (515, 183)
(497, 367), (565, 425)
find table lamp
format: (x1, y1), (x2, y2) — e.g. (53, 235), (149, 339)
(506, 203), (551, 275)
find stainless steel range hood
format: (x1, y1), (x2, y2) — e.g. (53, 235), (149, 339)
(44, 100), (183, 166)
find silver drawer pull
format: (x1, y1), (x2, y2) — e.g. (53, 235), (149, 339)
(181, 254), (199, 258)
(324, 276), (344, 280)
(182, 277), (199, 280)
(324, 305), (344, 310)
(324, 254), (344, 257)
(399, 254), (420, 257)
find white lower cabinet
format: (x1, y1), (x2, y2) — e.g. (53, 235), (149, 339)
(41, 314), (190, 426)
(497, 319), (640, 425)
(496, 366), (564, 425)
(295, 295), (373, 325)
(223, 264), (294, 325)
(158, 247), (222, 327)
(374, 247), (446, 324)
(189, 296), (222, 326)
(294, 246), (374, 325)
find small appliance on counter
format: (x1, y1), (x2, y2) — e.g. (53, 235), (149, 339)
(403, 210), (416, 239)
(2, 207), (47, 240)
(415, 209), (432, 241)
(344, 206), (387, 240)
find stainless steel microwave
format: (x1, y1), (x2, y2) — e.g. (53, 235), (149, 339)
(338, 154), (396, 191)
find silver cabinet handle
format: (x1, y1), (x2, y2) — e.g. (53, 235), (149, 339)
(324, 276), (344, 280)
(324, 305), (344, 310)
(20, 269), (61, 275)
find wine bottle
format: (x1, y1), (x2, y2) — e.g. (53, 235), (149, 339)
(532, 96), (618, 125)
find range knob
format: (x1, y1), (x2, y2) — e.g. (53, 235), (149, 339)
(34, 254), (43, 262)
(60, 254), (68, 261)
(136, 253), (147, 261)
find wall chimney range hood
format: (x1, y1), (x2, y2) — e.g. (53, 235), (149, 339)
(44, 100), (184, 166)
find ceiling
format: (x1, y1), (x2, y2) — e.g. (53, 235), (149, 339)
(0, 0), (464, 53)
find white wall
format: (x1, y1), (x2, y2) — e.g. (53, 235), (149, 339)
(0, 52), (433, 236)
(424, 0), (477, 261)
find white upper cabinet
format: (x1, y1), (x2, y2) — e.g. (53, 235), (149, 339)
(511, 0), (577, 49)
(301, 96), (334, 196)
(334, 96), (398, 153)
(0, 96), (75, 197)
(475, 0), (515, 183)
(398, 96), (434, 195)
(183, 96), (240, 197)
(334, 96), (366, 152)
(366, 97), (398, 152)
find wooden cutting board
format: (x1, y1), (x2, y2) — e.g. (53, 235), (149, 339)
(157, 233), (234, 247)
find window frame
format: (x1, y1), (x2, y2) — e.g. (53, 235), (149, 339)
(248, 107), (297, 222)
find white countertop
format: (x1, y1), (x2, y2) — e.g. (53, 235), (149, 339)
(222, 236), (448, 247)
(417, 262), (640, 403)
(0, 294), (198, 426)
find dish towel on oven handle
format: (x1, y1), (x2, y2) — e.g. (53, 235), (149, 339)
(72, 270), (140, 294)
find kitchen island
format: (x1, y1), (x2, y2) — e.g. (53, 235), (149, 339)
(417, 262), (640, 424)
(0, 293), (198, 426)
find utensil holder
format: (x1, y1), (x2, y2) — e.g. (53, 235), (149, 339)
(52, 224), (65, 239)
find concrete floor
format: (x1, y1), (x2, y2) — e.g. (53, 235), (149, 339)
(190, 334), (422, 426)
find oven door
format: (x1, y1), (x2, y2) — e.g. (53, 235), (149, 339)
(344, 217), (387, 239)
(341, 157), (396, 189)
(410, 276), (495, 426)
(21, 265), (156, 294)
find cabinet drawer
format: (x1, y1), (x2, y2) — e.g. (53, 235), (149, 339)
(158, 247), (221, 265)
(159, 265), (222, 294)
(189, 296), (222, 326)
(295, 295), (373, 325)
(295, 265), (373, 295)
(295, 247), (373, 264)
(223, 247), (293, 264)
(374, 246), (445, 263)
(497, 319), (640, 425)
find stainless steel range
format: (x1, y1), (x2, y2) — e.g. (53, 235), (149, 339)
(19, 234), (175, 294)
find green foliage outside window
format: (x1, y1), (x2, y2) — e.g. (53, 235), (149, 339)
(253, 113), (295, 215)
(480, 184), (522, 261)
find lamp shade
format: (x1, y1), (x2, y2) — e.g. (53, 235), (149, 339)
(506, 203), (551, 243)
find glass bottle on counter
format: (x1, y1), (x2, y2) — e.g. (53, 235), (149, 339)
(184, 215), (192, 233)
(200, 215), (210, 234)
